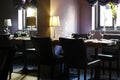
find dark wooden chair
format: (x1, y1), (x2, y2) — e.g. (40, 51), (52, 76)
(59, 37), (100, 80)
(0, 35), (15, 80)
(100, 34), (120, 80)
(31, 36), (64, 80)
(11, 37), (36, 75)
(91, 34), (120, 80)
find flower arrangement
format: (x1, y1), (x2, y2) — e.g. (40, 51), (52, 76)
(108, 2), (118, 28)
(108, 2), (117, 19)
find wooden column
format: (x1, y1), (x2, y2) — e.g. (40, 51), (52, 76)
(37, 0), (50, 37)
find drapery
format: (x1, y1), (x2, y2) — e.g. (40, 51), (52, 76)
(13, 0), (37, 9)
(87, 0), (120, 5)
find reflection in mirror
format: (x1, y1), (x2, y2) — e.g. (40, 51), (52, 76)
(26, 6), (37, 31)
(18, 6), (37, 31)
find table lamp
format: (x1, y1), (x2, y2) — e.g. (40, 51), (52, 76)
(4, 19), (12, 34)
(50, 16), (60, 39)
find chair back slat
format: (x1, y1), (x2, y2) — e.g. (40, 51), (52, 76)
(59, 37), (87, 68)
(0, 35), (10, 48)
(0, 35), (15, 80)
(31, 37), (54, 63)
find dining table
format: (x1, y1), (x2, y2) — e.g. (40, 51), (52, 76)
(10, 36), (118, 78)
(84, 38), (118, 79)
(10, 36), (33, 73)
(84, 39), (117, 58)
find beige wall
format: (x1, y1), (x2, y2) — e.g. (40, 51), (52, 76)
(36, 0), (92, 37)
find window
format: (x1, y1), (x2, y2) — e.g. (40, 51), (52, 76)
(18, 7), (37, 30)
(92, 2), (120, 30)
(18, 8), (25, 30)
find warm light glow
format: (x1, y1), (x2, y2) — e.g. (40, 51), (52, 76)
(26, 17), (36, 27)
(50, 16), (60, 27)
(4, 19), (12, 27)
(26, 7), (36, 17)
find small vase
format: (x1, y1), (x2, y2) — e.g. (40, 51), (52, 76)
(113, 18), (117, 30)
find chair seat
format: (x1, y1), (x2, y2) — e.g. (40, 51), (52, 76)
(98, 53), (116, 60)
(37, 55), (64, 65)
(91, 54), (116, 61)
(26, 48), (35, 51)
(88, 59), (100, 66)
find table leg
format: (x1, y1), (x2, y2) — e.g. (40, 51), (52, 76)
(21, 40), (29, 74)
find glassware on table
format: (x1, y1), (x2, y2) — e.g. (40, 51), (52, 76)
(91, 30), (95, 39)
(100, 30), (105, 39)
(87, 30), (95, 39)
(87, 32), (92, 39)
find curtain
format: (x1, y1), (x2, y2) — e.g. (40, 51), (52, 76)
(87, 0), (98, 5)
(13, 0), (37, 9)
(99, 0), (110, 5)
(110, 0), (119, 4)
(13, 0), (25, 9)
(87, 0), (119, 5)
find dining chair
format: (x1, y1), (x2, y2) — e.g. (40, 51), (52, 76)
(59, 37), (100, 80)
(0, 35), (15, 80)
(100, 35), (120, 80)
(31, 36), (64, 80)
(91, 35), (120, 80)
(10, 37), (36, 76)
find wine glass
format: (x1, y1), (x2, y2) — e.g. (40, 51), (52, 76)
(87, 32), (91, 39)
(90, 30), (95, 39)
(100, 30), (104, 39)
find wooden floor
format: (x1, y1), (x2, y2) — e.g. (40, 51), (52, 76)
(8, 65), (120, 80)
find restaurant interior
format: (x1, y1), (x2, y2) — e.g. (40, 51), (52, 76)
(0, 0), (120, 80)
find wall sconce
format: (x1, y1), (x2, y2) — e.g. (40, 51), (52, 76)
(4, 19), (12, 34)
(50, 16), (60, 39)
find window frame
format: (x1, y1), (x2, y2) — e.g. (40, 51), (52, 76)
(92, 2), (120, 31)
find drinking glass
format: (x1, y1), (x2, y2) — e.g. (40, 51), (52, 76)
(100, 30), (104, 39)
(90, 30), (95, 39)
(87, 32), (91, 39)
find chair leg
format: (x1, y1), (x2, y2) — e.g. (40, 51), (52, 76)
(102, 61), (105, 75)
(64, 64), (69, 80)
(8, 62), (13, 80)
(60, 64), (63, 77)
(9, 69), (12, 80)
(51, 66), (54, 80)
(84, 69), (86, 80)
(38, 65), (40, 80)
(94, 62), (101, 80)
(77, 69), (80, 80)
(117, 57), (119, 77)
(109, 61), (112, 80)
(90, 68), (93, 79)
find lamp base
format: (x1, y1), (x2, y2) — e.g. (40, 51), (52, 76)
(4, 28), (10, 35)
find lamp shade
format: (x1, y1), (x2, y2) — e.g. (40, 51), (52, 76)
(4, 19), (12, 27)
(26, 17), (36, 26)
(50, 16), (60, 27)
